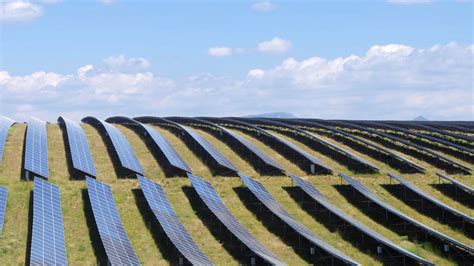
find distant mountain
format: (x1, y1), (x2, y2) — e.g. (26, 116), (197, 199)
(245, 112), (297, 119)
(413, 115), (428, 121)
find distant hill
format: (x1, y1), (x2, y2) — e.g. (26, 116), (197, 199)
(413, 115), (428, 121)
(245, 112), (297, 119)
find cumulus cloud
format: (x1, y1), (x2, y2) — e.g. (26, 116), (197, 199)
(0, 1), (43, 23)
(257, 37), (292, 54)
(251, 1), (277, 12)
(209, 37), (291, 57)
(208, 47), (232, 57)
(1, 43), (472, 121)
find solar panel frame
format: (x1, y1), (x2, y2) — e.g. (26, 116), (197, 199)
(86, 177), (141, 265)
(179, 124), (239, 173)
(107, 116), (192, 173)
(324, 120), (471, 174)
(187, 173), (285, 265)
(24, 117), (49, 179)
(215, 118), (333, 174)
(387, 173), (473, 223)
(291, 175), (435, 265)
(30, 177), (68, 265)
(436, 173), (473, 194)
(141, 123), (192, 173)
(82, 117), (144, 176)
(238, 174), (359, 266)
(0, 186), (7, 234)
(138, 175), (212, 265)
(248, 118), (379, 172)
(339, 173), (474, 254)
(366, 121), (473, 155)
(186, 117), (285, 173)
(0, 116), (15, 162)
(292, 119), (425, 173)
(58, 116), (97, 177)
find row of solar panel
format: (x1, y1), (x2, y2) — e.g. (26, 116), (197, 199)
(1, 116), (470, 179)
(1, 116), (472, 264)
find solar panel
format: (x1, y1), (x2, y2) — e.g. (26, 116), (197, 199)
(249, 118), (379, 172)
(24, 118), (49, 179)
(327, 120), (471, 174)
(339, 173), (474, 254)
(58, 116), (96, 177)
(0, 116), (15, 162)
(137, 175), (212, 265)
(86, 177), (141, 265)
(294, 119), (425, 173)
(387, 173), (473, 224)
(141, 124), (192, 173)
(106, 116), (192, 174)
(170, 117), (285, 174)
(368, 122), (473, 155)
(436, 173), (473, 195)
(0, 186), (7, 234)
(215, 118), (332, 174)
(270, 131), (332, 172)
(291, 175), (434, 265)
(179, 124), (239, 173)
(82, 117), (144, 176)
(238, 174), (359, 266)
(187, 173), (285, 265)
(30, 177), (68, 265)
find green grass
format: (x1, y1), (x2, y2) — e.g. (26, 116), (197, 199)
(0, 122), (471, 265)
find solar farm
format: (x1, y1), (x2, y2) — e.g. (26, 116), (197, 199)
(0, 116), (472, 265)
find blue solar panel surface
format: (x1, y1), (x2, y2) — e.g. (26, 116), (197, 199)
(0, 186), (7, 234)
(187, 173), (284, 265)
(239, 174), (359, 266)
(0, 116), (15, 162)
(141, 124), (192, 173)
(268, 131), (332, 173)
(218, 126), (285, 173)
(86, 177), (141, 265)
(332, 121), (471, 173)
(138, 175), (212, 265)
(388, 173), (473, 223)
(30, 177), (68, 265)
(24, 118), (49, 178)
(250, 119), (378, 172)
(436, 173), (473, 194)
(58, 117), (96, 177)
(370, 122), (473, 154)
(339, 173), (474, 254)
(180, 125), (238, 172)
(97, 119), (144, 175)
(295, 120), (425, 173)
(291, 175), (434, 265)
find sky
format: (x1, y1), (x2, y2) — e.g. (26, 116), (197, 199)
(0, 0), (473, 121)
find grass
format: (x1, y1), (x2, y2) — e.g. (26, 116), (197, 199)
(0, 122), (471, 265)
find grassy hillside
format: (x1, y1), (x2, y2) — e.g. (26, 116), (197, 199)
(0, 122), (471, 265)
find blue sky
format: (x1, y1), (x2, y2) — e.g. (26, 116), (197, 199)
(0, 0), (473, 120)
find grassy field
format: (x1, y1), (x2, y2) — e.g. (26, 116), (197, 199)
(0, 121), (471, 265)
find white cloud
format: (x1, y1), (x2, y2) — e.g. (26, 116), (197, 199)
(387, 0), (432, 4)
(1, 43), (472, 121)
(257, 37), (292, 54)
(251, 1), (277, 12)
(208, 47), (232, 57)
(102, 54), (151, 69)
(0, 1), (43, 23)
